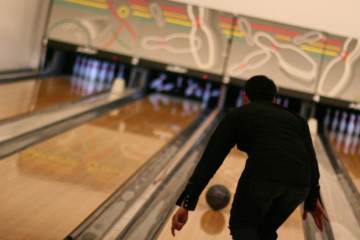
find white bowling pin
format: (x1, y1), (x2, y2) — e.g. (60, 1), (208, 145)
(79, 57), (87, 79)
(202, 83), (211, 108)
(90, 60), (99, 82)
(107, 63), (116, 85)
(73, 56), (81, 76)
(339, 111), (348, 133)
(350, 115), (360, 154)
(85, 59), (93, 80)
(98, 62), (108, 84)
(330, 110), (340, 140)
(347, 114), (356, 136)
(354, 115), (360, 136)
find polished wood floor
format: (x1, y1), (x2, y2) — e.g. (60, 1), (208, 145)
(158, 149), (305, 240)
(330, 132), (360, 193)
(0, 95), (201, 240)
(0, 76), (104, 121)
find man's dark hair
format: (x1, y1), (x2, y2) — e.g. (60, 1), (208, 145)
(245, 75), (277, 102)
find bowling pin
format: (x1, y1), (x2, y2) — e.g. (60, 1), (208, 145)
(72, 58), (81, 94)
(73, 56), (81, 76)
(91, 60), (105, 92)
(107, 63), (116, 85)
(354, 115), (360, 136)
(330, 110), (340, 140)
(79, 57), (87, 79)
(350, 115), (360, 154)
(202, 83), (211, 108)
(331, 110), (340, 131)
(347, 114), (356, 136)
(339, 111), (348, 134)
(336, 111), (348, 150)
(88, 60), (99, 94)
(343, 113), (354, 155)
(98, 61), (108, 89)
(85, 59), (93, 79)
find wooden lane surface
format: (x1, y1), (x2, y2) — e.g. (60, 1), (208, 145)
(329, 132), (360, 192)
(158, 149), (305, 240)
(0, 76), (103, 121)
(0, 94), (201, 240)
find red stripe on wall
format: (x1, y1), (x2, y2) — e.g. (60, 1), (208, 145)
(160, 4), (187, 15)
(251, 23), (299, 37)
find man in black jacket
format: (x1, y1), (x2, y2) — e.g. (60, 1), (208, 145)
(171, 75), (327, 239)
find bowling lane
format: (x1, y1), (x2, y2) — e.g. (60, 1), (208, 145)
(329, 132), (360, 192)
(0, 94), (201, 240)
(158, 149), (305, 240)
(0, 76), (106, 121)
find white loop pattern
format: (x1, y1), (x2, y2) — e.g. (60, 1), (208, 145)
(141, 33), (202, 54)
(318, 38), (360, 97)
(293, 31), (325, 45)
(254, 31), (318, 82)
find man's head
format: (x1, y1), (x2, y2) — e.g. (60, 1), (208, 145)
(244, 75), (277, 102)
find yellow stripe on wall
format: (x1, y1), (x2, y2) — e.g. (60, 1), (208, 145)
(132, 10), (151, 18)
(218, 23), (233, 30)
(275, 34), (291, 41)
(130, 4), (149, 12)
(301, 45), (338, 57)
(222, 29), (245, 37)
(65, 0), (108, 9)
(163, 11), (188, 20)
(165, 17), (191, 27)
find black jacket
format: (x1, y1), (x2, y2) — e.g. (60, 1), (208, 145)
(176, 101), (320, 211)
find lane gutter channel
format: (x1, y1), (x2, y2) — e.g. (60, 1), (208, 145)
(0, 91), (144, 159)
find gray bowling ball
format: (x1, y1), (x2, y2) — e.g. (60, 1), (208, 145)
(205, 184), (231, 211)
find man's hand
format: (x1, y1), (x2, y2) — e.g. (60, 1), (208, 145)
(303, 200), (329, 231)
(171, 207), (188, 237)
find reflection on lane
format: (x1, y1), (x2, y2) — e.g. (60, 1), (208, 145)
(158, 149), (305, 240)
(328, 130), (360, 193)
(0, 76), (106, 121)
(0, 94), (201, 240)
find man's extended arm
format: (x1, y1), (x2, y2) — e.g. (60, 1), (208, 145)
(302, 119), (321, 211)
(175, 110), (238, 211)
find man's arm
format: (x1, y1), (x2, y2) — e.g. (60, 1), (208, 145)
(302, 119), (321, 211)
(175, 110), (238, 210)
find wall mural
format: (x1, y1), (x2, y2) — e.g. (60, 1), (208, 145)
(47, 0), (233, 75)
(47, 0), (360, 102)
(227, 17), (325, 94)
(316, 35), (360, 101)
